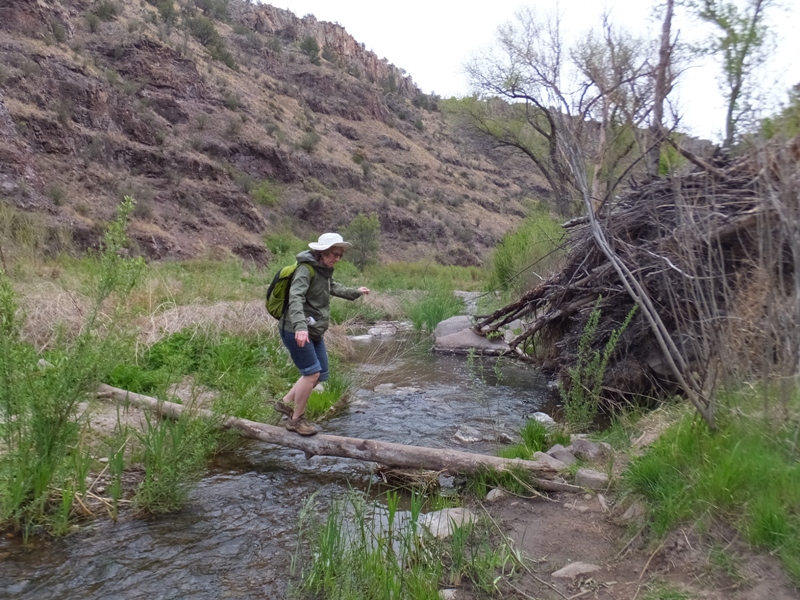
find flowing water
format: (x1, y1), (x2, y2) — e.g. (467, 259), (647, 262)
(0, 334), (553, 600)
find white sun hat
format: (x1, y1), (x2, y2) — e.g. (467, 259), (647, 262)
(308, 232), (352, 251)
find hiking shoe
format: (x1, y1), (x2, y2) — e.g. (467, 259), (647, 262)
(285, 416), (318, 436)
(272, 401), (294, 419)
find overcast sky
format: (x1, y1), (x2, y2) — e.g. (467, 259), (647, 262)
(269, 0), (799, 142)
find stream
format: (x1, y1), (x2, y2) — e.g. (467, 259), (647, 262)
(0, 333), (554, 599)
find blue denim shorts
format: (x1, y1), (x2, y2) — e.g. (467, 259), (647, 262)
(280, 329), (329, 382)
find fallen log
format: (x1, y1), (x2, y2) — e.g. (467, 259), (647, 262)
(96, 384), (580, 493)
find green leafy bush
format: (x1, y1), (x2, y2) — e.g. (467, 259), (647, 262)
(0, 198), (143, 536)
(300, 36), (320, 65)
(341, 213), (380, 271)
(299, 130), (320, 153)
(251, 179), (281, 207)
(93, 1), (119, 21)
(560, 299), (636, 432)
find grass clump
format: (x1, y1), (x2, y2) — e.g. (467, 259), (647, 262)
(496, 419), (570, 461)
(132, 412), (218, 513)
(404, 285), (464, 334)
(624, 388), (800, 582)
(291, 489), (523, 599)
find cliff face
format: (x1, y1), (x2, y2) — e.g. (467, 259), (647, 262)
(0, 0), (547, 265)
(239, 4), (418, 98)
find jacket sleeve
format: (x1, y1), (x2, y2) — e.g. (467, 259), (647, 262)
(286, 265), (313, 332)
(331, 279), (362, 301)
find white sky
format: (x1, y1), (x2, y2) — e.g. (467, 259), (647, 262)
(269, 0), (800, 142)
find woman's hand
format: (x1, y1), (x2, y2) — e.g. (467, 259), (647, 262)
(295, 330), (309, 348)
(358, 287), (370, 295)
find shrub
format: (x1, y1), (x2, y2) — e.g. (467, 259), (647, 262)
(157, 0), (176, 24)
(342, 213), (380, 271)
(223, 91), (241, 111)
(299, 130), (320, 153)
(560, 299), (636, 432)
(300, 36), (320, 65)
(250, 179), (281, 207)
(266, 36), (282, 53)
(187, 15), (218, 46)
(93, 1), (119, 21)
(0, 199), (143, 536)
(195, 0), (229, 21)
(50, 21), (66, 43)
(186, 15), (237, 69)
(85, 12), (100, 32)
(46, 183), (66, 205)
(321, 46), (336, 63)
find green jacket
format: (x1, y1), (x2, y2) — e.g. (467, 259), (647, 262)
(279, 250), (362, 340)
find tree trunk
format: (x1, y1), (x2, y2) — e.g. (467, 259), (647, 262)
(97, 385), (580, 493)
(647, 0), (674, 176)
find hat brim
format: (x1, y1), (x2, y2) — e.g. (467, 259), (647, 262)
(309, 241), (352, 251)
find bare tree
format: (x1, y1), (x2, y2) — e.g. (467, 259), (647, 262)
(572, 17), (656, 210)
(686, 0), (775, 148)
(461, 8), (660, 216)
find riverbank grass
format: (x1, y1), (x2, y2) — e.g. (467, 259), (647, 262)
(291, 490), (523, 599)
(624, 387), (800, 582)
(0, 199), (143, 537)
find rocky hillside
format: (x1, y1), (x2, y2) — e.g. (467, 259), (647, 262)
(0, 0), (547, 266)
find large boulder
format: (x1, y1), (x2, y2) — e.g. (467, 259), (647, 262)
(433, 315), (473, 338)
(433, 315), (509, 356)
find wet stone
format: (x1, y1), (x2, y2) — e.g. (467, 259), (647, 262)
(420, 508), (477, 540)
(454, 426), (482, 443)
(486, 488), (506, 502)
(529, 412), (557, 428)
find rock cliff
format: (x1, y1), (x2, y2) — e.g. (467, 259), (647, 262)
(0, 0), (547, 265)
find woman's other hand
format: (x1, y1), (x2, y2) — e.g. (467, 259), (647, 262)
(295, 330), (309, 348)
(358, 287), (370, 295)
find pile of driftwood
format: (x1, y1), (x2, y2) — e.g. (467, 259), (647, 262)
(475, 137), (800, 411)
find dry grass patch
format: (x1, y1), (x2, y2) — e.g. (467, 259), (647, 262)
(137, 299), (276, 346)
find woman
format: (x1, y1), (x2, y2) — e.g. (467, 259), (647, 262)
(273, 233), (370, 436)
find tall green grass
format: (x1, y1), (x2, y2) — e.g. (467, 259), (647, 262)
(133, 412), (218, 513)
(291, 490), (522, 599)
(404, 286), (464, 333)
(487, 204), (564, 296)
(625, 389), (800, 582)
(0, 198), (143, 537)
(362, 261), (484, 292)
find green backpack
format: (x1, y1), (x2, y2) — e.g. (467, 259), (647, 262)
(265, 262), (315, 319)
